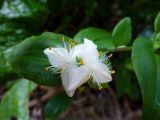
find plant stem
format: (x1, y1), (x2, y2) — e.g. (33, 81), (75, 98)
(108, 46), (132, 52)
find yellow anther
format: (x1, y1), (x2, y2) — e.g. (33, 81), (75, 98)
(88, 75), (92, 80)
(111, 70), (116, 74)
(60, 68), (64, 73)
(98, 51), (102, 56)
(98, 83), (102, 90)
(79, 58), (84, 65)
(99, 86), (102, 90)
(108, 54), (113, 58)
(78, 86), (85, 93)
(71, 42), (76, 47)
(49, 47), (53, 50)
(61, 36), (65, 42)
(76, 56), (85, 66)
(44, 67), (49, 71)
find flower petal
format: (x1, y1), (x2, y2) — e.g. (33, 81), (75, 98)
(61, 67), (76, 97)
(61, 65), (90, 97)
(92, 62), (112, 83)
(82, 38), (99, 64)
(71, 44), (84, 58)
(44, 48), (70, 68)
(68, 65), (90, 91)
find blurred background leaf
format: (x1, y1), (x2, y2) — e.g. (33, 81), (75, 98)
(0, 79), (37, 120)
(115, 61), (131, 97)
(45, 92), (72, 120)
(155, 55), (160, 106)
(0, 51), (18, 84)
(0, 0), (49, 47)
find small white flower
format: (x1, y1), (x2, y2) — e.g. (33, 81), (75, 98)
(67, 38), (112, 94)
(44, 38), (112, 97)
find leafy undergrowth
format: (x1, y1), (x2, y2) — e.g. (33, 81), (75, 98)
(9, 85), (142, 120)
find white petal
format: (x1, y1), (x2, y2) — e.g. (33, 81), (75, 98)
(44, 48), (70, 68)
(70, 43), (84, 59)
(92, 62), (112, 83)
(61, 67), (76, 97)
(61, 65), (90, 97)
(84, 38), (97, 48)
(68, 65), (90, 91)
(82, 38), (99, 63)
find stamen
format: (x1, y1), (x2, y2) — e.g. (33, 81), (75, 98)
(71, 41), (76, 47)
(108, 54), (113, 58)
(60, 68), (64, 73)
(79, 58), (84, 65)
(61, 36), (65, 42)
(98, 52), (112, 71)
(44, 67), (49, 71)
(111, 70), (115, 74)
(88, 74), (92, 80)
(99, 53), (108, 63)
(97, 83), (102, 90)
(76, 56), (85, 66)
(61, 37), (71, 51)
(98, 51), (102, 56)
(48, 66), (62, 74)
(78, 87), (85, 93)
(49, 47), (53, 50)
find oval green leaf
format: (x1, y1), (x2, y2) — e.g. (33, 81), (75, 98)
(112, 17), (131, 47)
(74, 27), (114, 49)
(132, 36), (160, 119)
(132, 36), (156, 103)
(154, 12), (160, 33)
(8, 32), (71, 86)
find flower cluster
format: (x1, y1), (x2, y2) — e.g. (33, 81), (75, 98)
(44, 38), (112, 97)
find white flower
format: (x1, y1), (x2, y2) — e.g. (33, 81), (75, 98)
(44, 38), (112, 97)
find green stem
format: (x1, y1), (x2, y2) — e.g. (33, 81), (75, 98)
(108, 46), (132, 52)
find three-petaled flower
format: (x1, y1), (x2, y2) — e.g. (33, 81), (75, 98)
(44, 38), (112, 97)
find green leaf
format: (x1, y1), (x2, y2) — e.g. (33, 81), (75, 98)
(74, 27), (114, 49)
(45, 92), (72, 120)
(154, 12), (160, 33)
(155, 55), (160, 106)
(0, 0), (49, 48)
(8, 32), (71, 86)
(125, 57), (133, 71)
(0, 0), (48, 19)
(0, 79), (37, 120)
(126, 79), (141, 100)
(115, 57), (140, 100)
(0, 22), (30, 47)
(115, 64), (131, 97)
(132, 36), (160, 119)
(132, 36), (156, 103)
(153, 32), (160, 49)
(0, 51), (18, 84)
(112, 17), (131, 47)
(0, 1), (49, 83)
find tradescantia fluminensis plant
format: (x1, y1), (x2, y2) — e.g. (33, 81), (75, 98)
(44, 38), (112, 97)
(0, 1), (160, 119)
